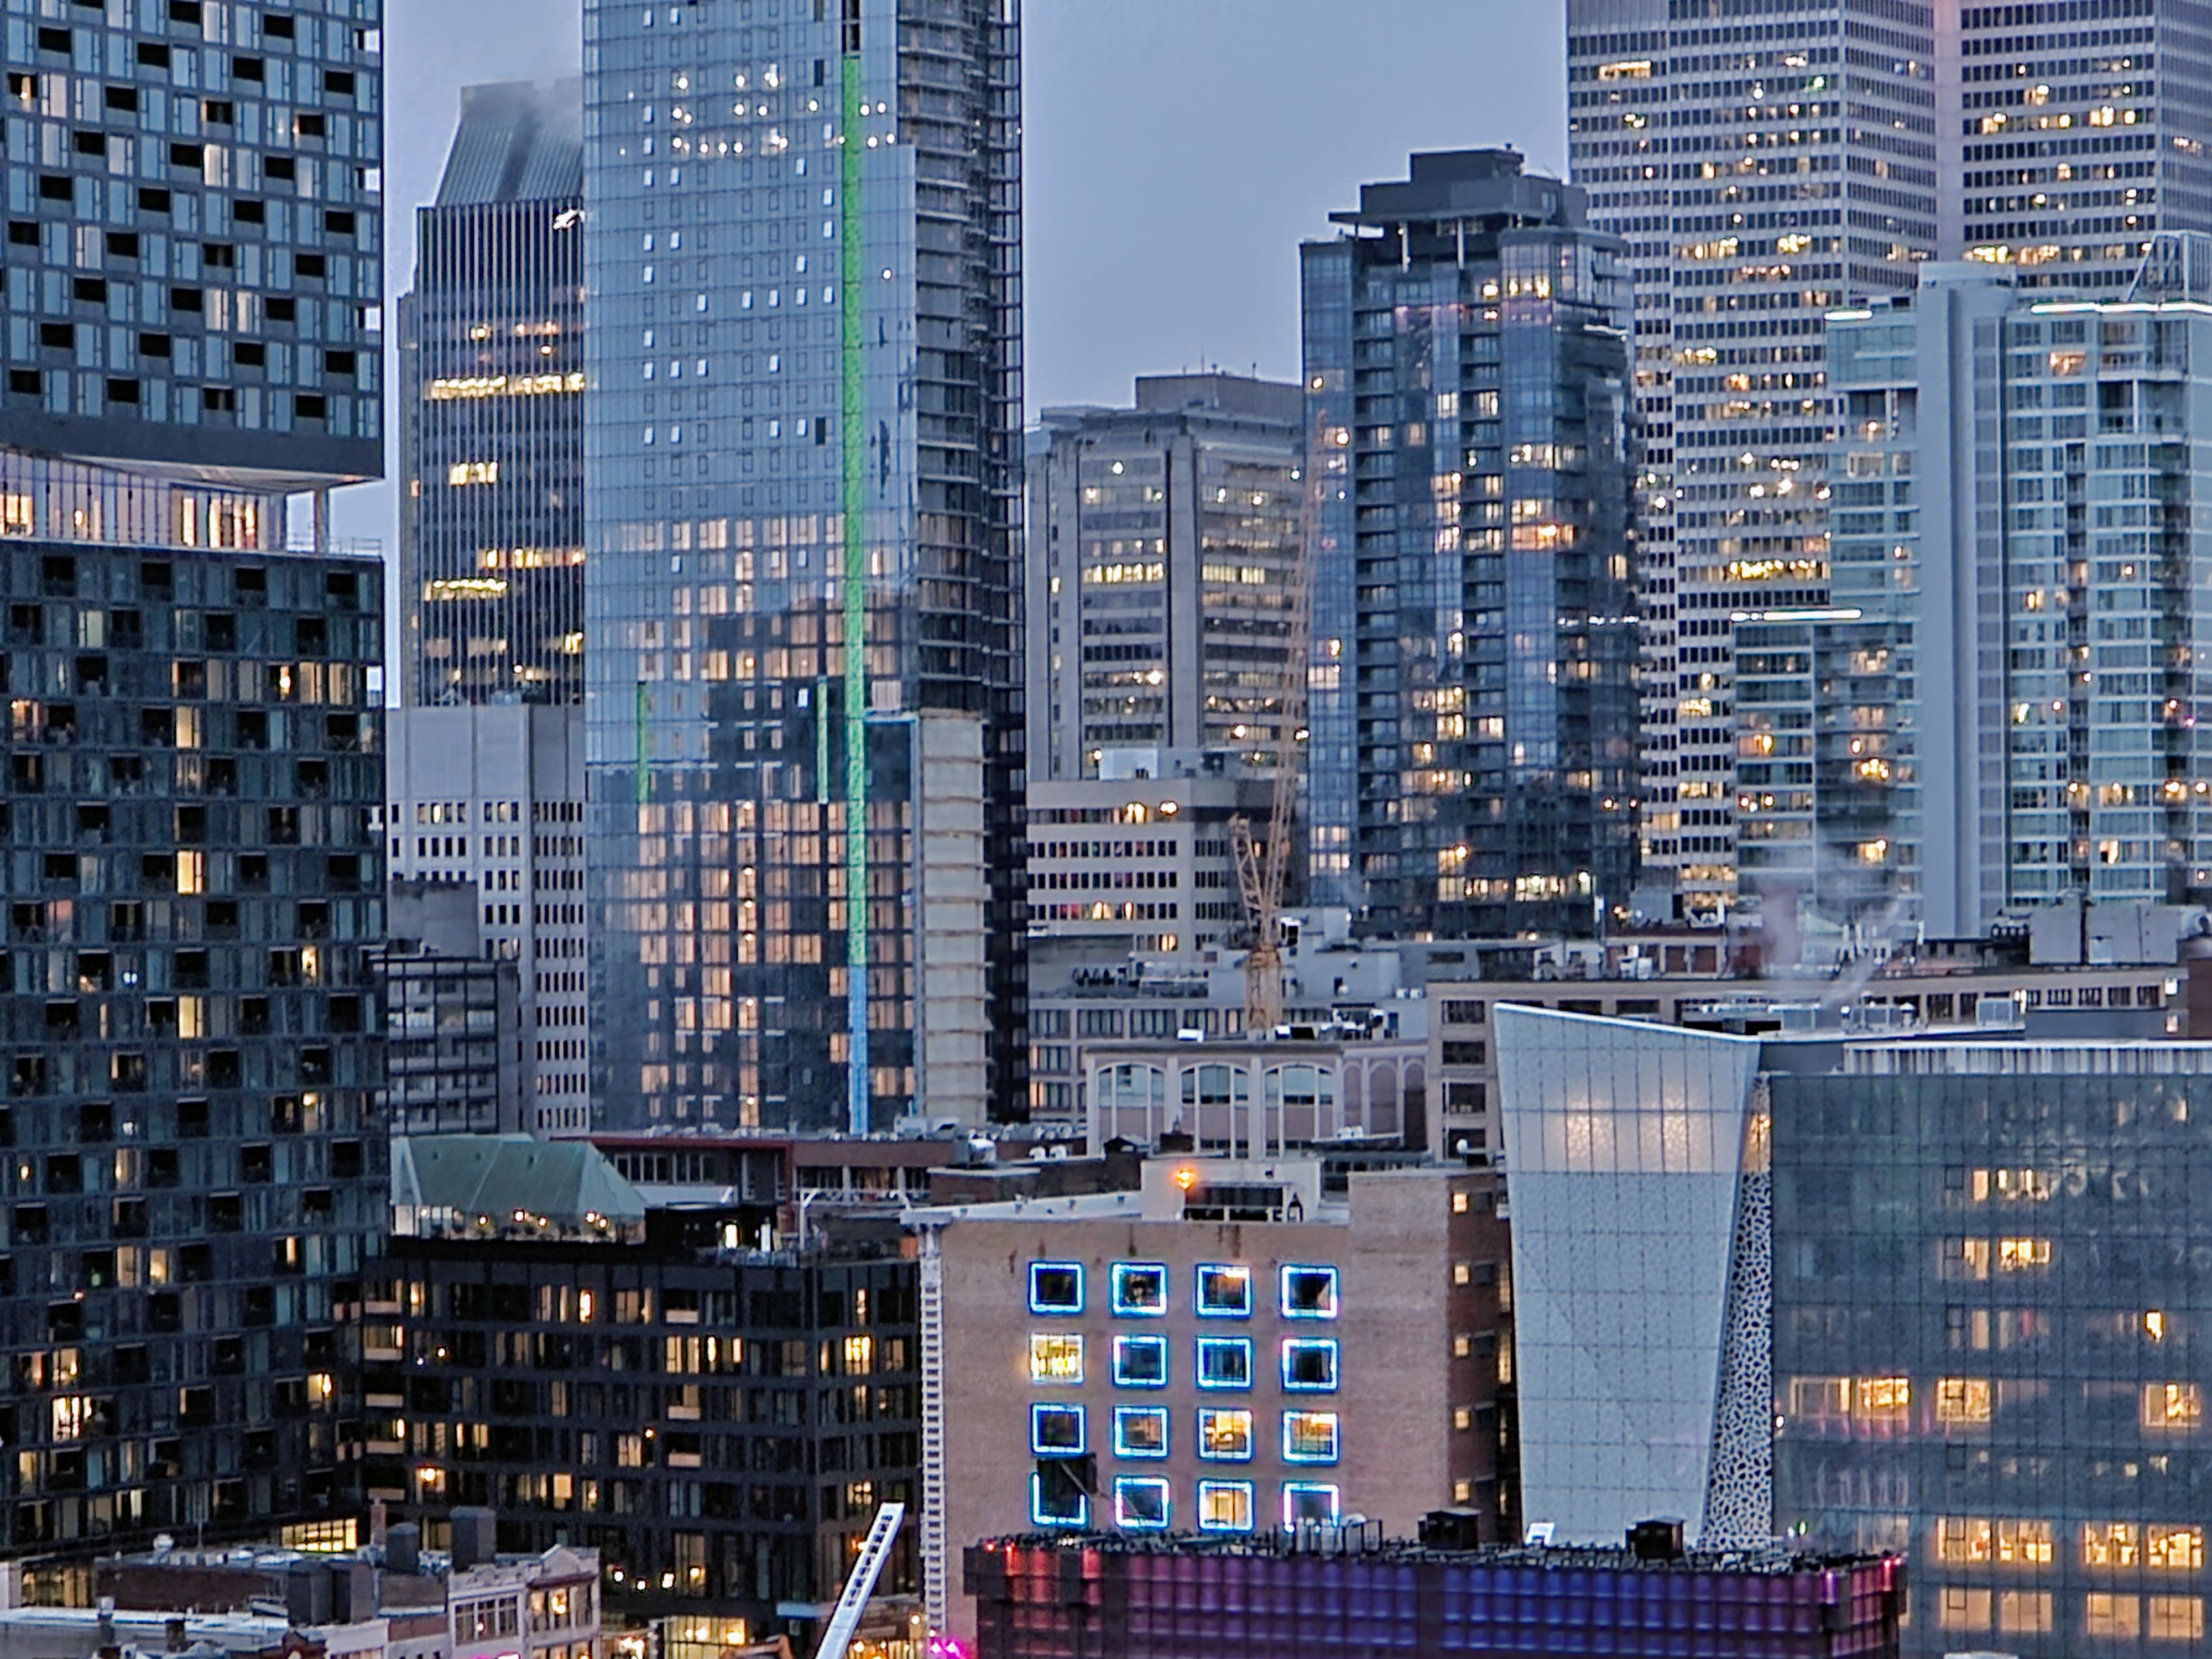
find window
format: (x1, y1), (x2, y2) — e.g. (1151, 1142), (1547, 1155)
(1113, 1477), (1170, 1531)
(1112, 1406), (1167, 1459)
(1996, 1591), (2052, 1635)
(1281, 1265), (1338, 1319)
(1029, 1470), (1086, 1529)
(1856, 1376), (1910, 1420)
(2150, 1597), (2205, 1640)
(1196, 1263), (1251, 1317)
(1996, 1520), (2053, 1564)
(1029, 1404), (1085, 1457)
(1112, 1335), (1167, 1388)
(1197, 1337), (1251, 1390)
(1935, 1518), (1992, 1564)
(2145, 1382), (2203, 1428)
(1029, 1334), (1083, 1386)
(1282, 1481), (1339, 1527)
(1282, 1410), (1340, 1464)
(1936, 1587), (1991, 1631)
(1198, 1408), (1253, 1462)
(2084, 1594), (2140, 1639)
(1029, 1261), (1083, 1315)
(2084, 1524), (2141, 1568)
(1111, 1262), (1167, 1317)
(1281, 1339), (1339, 1392)
(2148, 1526), (2204, 1569)
(1197, 1480), (1254, 1533)
(1936, 1378), (1991, 1423)
(1999, 1237), (2051, 1270)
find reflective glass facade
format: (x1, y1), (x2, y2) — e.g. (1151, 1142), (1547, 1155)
(0, 541), (388, 1554)
(0, 0), (383, 487)
(1299, 149), (1639, 940)
(399, 80), (587, 707)
(582, 0), (1024, 1132)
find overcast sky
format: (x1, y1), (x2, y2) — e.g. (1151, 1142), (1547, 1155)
(336, 0), (1567, 548)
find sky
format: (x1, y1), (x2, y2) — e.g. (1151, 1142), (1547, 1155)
(336, 0), (1568, 549)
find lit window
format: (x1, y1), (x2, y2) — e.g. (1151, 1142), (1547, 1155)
(1281, 1265), (1338, 1319)
(1112, 1335), (1167, 1389)
(2083, 1524), (2141, 1568)
(1996, 1591), (2052, 1635)
(2084, 1593), (2140, 1639)
(1198, 1408), (1253, 1462)
(1111, 1262), (1168, 1317)
(1113, 1406), (1168, 1459)
(1998, 1237), (2051, 1270)
(1028, 1470), (1086, 1530)
(1856, 1376), (1910, 1420)
(1283, 1411), (1340, 1464)
(1197, 1480), (1254, 1533)
(2145, 1382), (2203, 1428)
(1029, 1334), (1083, 1386)
(1997, 1520), (2053, 1564)
(1196, 1338), (1251, 1391)
(2151, 1597), (2205, 1641)
(1935, 1378), (1991, 1423)
(2149, 1526), (2204, 1569)
(1029, 1404), (1084, 1457)
(1282, 1481), (1340, 1527)
(1937, 1587), (1992, 1631)
(1196, 1263), (1251, 1318)
(1028, 1261), (1083, 1315)
(1281, 1339), (1339, 1392)
(1113, 1477), (1171, 1532)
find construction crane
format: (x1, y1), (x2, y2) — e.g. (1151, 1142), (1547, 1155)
(811, 1501), (905, 1659)
(1230, 445), (1319, 1036)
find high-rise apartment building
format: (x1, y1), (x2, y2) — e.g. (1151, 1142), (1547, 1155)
(1025, 375), (1305, 781)
(1567, 0), (1940, 920)
(1819, 266), (2212, 941)
(581, 0), (1025, 1134)
(385, 707), (588, 1135)
(1298, 149), (1640, 942)
(398, 80), (587, 708)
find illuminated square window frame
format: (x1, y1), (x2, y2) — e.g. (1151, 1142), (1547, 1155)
(1282, 1409), (1340, 1464)
(1029, 1402), (1086, 1458)
(1028, 1333), (1084, 1386)
(1199, 1407), (1255, 1462)
(1198, 1479), (1255, 1533)
(1029, 1472), (1087, 1530)
(1113, 1475), (1172, 1532)
(1196, 1262), (1253, 1318)
(1280, 1264), (1339, 1320)
(1197, 1336), (1253, 1391)
(1280, 1338), (1339, 1392)
(1027, 1261), (1084, 1316)
(1113, 1405), (1169, 1459)
(1110, 1261), (1169, 1318)
(1282, 1481), (1341, 1527)
(1112, 1333), (1168, 1389)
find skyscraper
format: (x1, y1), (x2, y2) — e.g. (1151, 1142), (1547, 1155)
(398, 80), (587, 708)
(1567, 0), (1940, 921)
(581, 0), (1024, 1132)
(1299, 149), (1640, 941)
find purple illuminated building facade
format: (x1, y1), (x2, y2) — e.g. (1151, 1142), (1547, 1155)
(963, 1527), (1905, 1659)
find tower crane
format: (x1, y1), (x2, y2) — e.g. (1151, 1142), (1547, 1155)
(811, 1501), (904, 1659)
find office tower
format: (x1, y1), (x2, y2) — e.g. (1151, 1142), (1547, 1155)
(1298, 149), (1640, 941)
(385, 707), (589, 1134)
(1025, 374), (1305, 781)
(1823, 266), (2212, 940)
(964, 1532), (1907, 1659)
(915, 1158), (1511, 1641)
(1567, 1), (1939, 921)
(1496, 1004), (2212, 1659)
(1, 544), (388, 1561)
(371, 1137), (920, 1646)
(399, 80), (587, 707)
(581, 0), (1025, 1134)
(1947, 3), (2212, 289)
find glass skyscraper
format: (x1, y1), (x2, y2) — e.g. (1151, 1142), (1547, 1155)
(581, 0), (1024, 1132)
(1298, 149), (1640, 941)
(399, 79), (587, 707)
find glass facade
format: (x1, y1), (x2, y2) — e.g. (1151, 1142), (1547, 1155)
(0, 0), (383, 487)
(581, 0), (1025, 1133)
(1298, 150), (1640, 940)
(0, 541), (388, 1553)
(399, 79), (587, 706)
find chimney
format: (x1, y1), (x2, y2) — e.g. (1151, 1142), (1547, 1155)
(369, 1500), (388, 1549)
(385, 1524), (420, 1578)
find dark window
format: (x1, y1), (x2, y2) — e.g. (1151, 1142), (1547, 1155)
(6, 223), (35, 247)
(103, 85), (136, 112)
(38, 175), (70, 202)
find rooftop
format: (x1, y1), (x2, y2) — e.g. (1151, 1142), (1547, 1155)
(392, 1135), (646, 1237)
(434, 79), (585, 207)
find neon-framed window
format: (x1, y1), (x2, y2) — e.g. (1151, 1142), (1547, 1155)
(1029, 1402), (1086, 1457)
(1028, 1261), (1084, 1316)
(1113, 1406), (1168, 1459)
(1110, 1261), (1168, 1317)
(1281, 1264), (1339, 1319)
(1282, 1481), (1340, 1527)
(1029, 1333), (1083, 1386)
(1198, 1479), (1255, 1532)
(1029, 1469), (1087, 1529)
(1112, 1334), (1167, 1388)
(1196, 1262), (1251, 1318)
(1113, 1476), (1171, 1531)
(1283, 1410), (1340, 1464)
(1281, 1338), (1339, 1392)
(1199, 1407), (1254, 1462)
(1197, 1336), (1253, 1391)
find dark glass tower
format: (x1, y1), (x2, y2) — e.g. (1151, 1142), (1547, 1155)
(1300, 150), (1640, 940)
(582, 0), (1025, 1131)
(399, 80), (587, 707)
